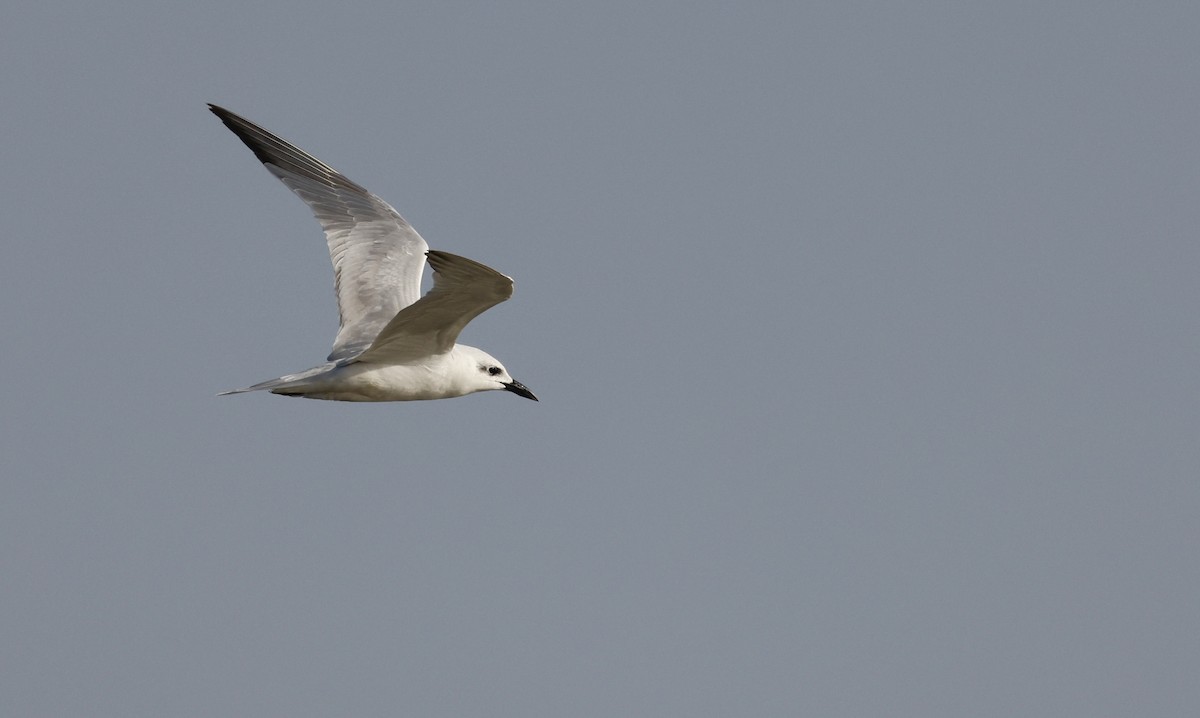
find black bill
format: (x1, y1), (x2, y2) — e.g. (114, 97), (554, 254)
(503, 380), (538, 401)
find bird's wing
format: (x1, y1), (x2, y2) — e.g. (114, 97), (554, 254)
(355, 251), (514, 363)
(208, 104), (428, 361)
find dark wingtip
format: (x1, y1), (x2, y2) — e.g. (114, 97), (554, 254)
(207, 103), (234, 121)
(207, 104), (368, 193)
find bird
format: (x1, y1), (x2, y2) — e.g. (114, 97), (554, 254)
(208, 104), (537, 403)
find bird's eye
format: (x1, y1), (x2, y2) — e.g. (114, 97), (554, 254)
(488, 366), (502, 376)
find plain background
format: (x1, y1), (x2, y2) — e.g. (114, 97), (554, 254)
(2, 2), (1198, 716)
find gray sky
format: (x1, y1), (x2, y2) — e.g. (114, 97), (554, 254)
(3, 2), (1198, 716)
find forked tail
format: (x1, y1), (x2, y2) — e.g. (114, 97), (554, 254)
(217, 363), (340, 397)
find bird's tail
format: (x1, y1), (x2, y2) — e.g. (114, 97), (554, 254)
(217, 363), (339, 397)
(217, 377), (293, 396)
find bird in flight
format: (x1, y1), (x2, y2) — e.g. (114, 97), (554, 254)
(209, 104), (537, 402)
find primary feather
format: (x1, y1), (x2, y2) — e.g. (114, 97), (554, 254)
(209, 104), (428, 361)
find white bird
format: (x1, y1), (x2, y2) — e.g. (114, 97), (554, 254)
(209, 104), (537, 402)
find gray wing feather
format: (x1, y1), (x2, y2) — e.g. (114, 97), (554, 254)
(208, 104), (427, 361)
(356, 251), (514, 363)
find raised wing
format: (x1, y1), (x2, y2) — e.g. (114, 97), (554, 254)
(356, 251), (514, 363)
(208, 104), (428, 361)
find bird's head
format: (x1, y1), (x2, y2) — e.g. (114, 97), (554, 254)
(456, 346), (538, 401)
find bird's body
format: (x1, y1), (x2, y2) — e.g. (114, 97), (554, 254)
(228, 347), (508, 402)
(208, 104), (536, 403)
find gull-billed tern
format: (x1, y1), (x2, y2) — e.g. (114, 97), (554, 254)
(209, 104), (537, 402)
